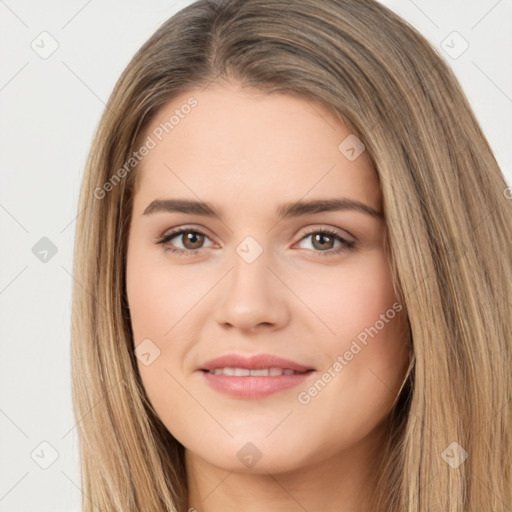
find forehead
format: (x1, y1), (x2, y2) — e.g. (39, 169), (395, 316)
(133, 83), (381, 213)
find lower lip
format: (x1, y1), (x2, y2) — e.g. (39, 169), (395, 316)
(200, 370), (315, 399)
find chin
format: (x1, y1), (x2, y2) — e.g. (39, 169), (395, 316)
(185, 431), (323, 475)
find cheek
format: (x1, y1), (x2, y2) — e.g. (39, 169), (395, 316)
(126, 251), (190, 433)
(288, 257), (408, 460)
(126, 243), (215, 416)
(126, 244), (207, 342)
(296, 251), (409, 402)
(293, 250), (400, 344)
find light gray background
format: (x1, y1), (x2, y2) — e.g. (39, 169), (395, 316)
(1, 1), (511, 510)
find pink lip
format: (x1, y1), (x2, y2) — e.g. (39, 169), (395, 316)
(200, 353), (314, 372)
(198, 353), (316, 399)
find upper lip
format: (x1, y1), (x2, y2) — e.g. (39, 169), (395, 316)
(199, 353), (315, 372)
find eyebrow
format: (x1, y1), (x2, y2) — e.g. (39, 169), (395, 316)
(143, 198), (383, 220)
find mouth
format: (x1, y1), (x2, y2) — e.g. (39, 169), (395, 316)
(202, 367), (311, 376)
(198, 353), (316, 399)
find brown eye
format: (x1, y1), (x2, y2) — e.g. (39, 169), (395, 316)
(156, 227), (214, 256)
(180, 230), (205, 250)
(296, 228), (356, 256)
(311, 232), (336, 251)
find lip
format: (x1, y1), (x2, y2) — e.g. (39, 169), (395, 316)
(199, 353), (314, 372)
(198, 353), (316, 399)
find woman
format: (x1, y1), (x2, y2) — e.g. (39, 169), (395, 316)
(71, 0), (512, 510)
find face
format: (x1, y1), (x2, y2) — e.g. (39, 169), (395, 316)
(126, 81), (410, 475)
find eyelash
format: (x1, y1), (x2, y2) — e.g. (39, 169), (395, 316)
(154, 226), (356, 258)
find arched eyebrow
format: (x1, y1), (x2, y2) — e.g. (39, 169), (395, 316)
(276, 198), (383, 220)
(143, 198), (384, 220)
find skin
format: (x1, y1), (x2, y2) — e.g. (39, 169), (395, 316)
(126, 80), (410, 512)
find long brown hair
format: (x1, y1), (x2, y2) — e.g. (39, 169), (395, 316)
(71, 0), (512, 510)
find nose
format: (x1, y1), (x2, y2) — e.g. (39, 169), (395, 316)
(213, 247), (291, 333)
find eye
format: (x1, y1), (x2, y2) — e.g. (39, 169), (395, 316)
(295, 228), (356, 256)
(155, 226), (356, 257)
(155, 227), (214, 256)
